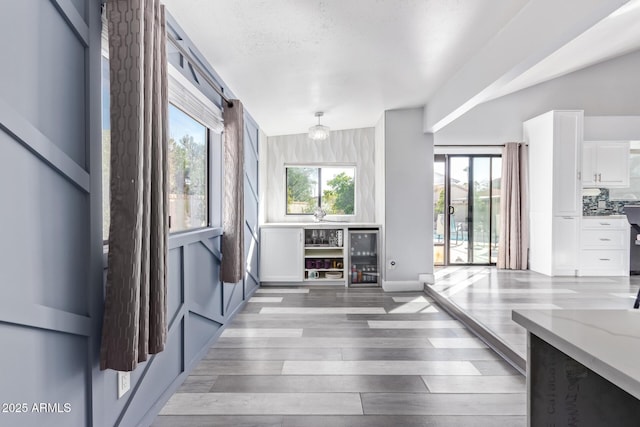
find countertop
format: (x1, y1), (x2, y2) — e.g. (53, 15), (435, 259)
(513, 309), (640, 399)
(582, 214), (628, 219)
(261, 222), (381, 228)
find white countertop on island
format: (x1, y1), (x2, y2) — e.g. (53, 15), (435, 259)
(513, 309), (640, 400)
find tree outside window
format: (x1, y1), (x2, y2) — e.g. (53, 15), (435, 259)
(286, 166), (355, 215)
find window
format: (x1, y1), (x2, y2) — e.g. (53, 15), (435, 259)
(168, 104), (209, 232)
(102, 55), (221, 240)
(286, 166), (355, 215)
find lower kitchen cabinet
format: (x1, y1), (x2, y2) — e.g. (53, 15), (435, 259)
(579, 216), (629, 276)
(259, 224), (381, 286)
(552, 216), (580, 276)
(259, 227), (304, 282)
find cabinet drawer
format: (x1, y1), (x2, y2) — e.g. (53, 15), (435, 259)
(581, 229), (627, 249)
(579, 250), (626, 273)
(582, 217), (628, 230)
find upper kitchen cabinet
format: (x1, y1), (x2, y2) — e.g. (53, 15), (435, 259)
(525, 110), (583, 217)
(582, 141), (630, 188)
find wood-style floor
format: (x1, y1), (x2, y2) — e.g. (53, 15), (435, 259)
(153, 286), (526, 426)
(428, 266), (640, 362)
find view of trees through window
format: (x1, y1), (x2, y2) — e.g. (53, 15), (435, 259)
(102, 52), (209, 239)
(168, 104), (208, 232)
(286, 166), (355, 215)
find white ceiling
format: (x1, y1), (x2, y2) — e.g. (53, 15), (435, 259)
(162, 0), (640, 137)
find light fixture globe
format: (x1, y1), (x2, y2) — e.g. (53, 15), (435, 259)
(308, 112), (330, 141)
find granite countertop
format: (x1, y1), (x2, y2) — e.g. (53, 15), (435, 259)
(513, 309), (640, 399)
(582, 214), (628, 218)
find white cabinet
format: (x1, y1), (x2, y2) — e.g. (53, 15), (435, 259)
(552, 216), (580, 276)
(579, 217), (629, 276)
(259, 227), (303, 282)
(582, 141), (630, 187)
(526, 110), (583, 276)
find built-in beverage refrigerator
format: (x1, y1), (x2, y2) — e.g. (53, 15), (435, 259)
(348, 229), (380, 286)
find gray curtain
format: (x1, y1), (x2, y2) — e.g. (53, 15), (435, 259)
(220, 100), (245, 283)
(498, 142), (529, 270)
(101, 0), (168, 371)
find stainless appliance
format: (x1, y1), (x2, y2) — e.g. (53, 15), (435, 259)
(348, 228), (380, 287)
(624, 206), (640, 275)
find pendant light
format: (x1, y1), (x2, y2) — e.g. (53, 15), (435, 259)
(308, 112), (330, 141)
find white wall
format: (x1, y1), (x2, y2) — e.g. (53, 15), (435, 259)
(258, 128), (269, 225)
(434, 49), (640, 146)
(383, 108), (433, 288)
(374, 114), (386, 224)
(374, 114), (386, 282)
(264, 128), (375, 223)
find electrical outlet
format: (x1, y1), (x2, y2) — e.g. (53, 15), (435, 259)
(598, 200), (607, 208)
(117, 371), (130, 399)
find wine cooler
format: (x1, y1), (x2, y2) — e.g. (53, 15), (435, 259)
(348, 228), (380, 287)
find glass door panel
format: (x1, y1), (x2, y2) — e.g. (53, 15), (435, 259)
(348, 230), (379, 286)
(433, 158), (445, 266)
(449, 157), (469, 264)
(490, 158), (502, 263)
(471, 157), (491, 264)
(436, 154), (501, 266)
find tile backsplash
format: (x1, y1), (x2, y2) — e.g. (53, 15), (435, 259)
(583, 188), (640, 216)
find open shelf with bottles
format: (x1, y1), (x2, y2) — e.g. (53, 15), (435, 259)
(303, 228), (346, 283)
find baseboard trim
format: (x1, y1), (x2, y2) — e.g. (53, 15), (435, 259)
(382, 280), (423, 292)
(418, 273), (435, 285)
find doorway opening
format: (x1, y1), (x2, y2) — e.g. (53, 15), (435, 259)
(434, 154), (502, 266)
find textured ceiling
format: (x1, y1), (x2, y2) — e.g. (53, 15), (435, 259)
(162, 0), (640, 136)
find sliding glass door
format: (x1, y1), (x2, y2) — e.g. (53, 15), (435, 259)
(433, 154), (501, 265)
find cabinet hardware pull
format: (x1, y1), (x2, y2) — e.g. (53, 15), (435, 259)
(598, 173), (602, 182)
(599, 238), (611, 241)
(594, 173), (598, 182)
(599, 258), (610, 261)
(599, 223), (611, 226)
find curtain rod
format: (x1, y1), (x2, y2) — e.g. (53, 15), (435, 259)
(166, 32), (234, 108)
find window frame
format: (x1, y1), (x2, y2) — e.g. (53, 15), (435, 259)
(284, 164), (357, 217)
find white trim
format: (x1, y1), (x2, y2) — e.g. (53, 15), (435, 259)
(434, 146), (503, 155)
(418, 273), (435, 285)
(382, 280), (424, 292)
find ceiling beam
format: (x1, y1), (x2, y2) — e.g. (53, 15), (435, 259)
(423, 0), (631, 133)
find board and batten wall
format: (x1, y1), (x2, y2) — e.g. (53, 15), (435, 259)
(0, 2), (260, 427)
(434, 49), (640, 146)
(264, 128), (375, 223)
(0, 1), (102, 426)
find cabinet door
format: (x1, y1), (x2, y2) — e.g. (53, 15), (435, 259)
(259, 228), (303, 282)
(552, 216), (579, 276)
(553, 112), (582, 216)
(597, 142), (629, 187)
(581, 142), (598, 187)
